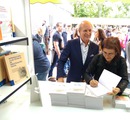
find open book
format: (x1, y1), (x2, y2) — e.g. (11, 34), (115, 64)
(86, 69), (121, 96)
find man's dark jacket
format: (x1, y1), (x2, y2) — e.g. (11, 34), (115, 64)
(57, 38), (99, 82)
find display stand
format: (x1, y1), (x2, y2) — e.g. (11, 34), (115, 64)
(0, 37), (32, 104)
(0, 78), (31, 104)
(30, 75), (42, 105)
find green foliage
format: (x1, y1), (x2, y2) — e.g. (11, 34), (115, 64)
(72, 1), (130, 18)
(72, 1), (99, 17)
(101, 3), (112, 17)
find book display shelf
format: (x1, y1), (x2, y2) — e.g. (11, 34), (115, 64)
(0, 37), (32, 104)
(0, 37), (29, 46)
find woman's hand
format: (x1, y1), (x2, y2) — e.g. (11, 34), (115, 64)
(107, 87), (120, 95)
(90, 80), (98, 87)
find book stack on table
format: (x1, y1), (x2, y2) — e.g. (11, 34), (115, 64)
(48, 81), (130, 110)
(84, 88), (103, 110)
(67, 82), (86, 108)
(113, 88), (130, 109)
(49, 82), (68, 106)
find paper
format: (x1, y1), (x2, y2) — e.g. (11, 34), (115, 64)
(99, 69), (121, 91)
(86, 69), (121, 96)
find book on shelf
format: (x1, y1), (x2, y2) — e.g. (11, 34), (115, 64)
(0, 46), (11, 56)
(0, 26), (2, 40)
(0, 56), (8, 87)
(4, 52), (30, 86)
(0, 50), (11, 56)
(0, 47), (11, 87)
(86, 69), (121, 96)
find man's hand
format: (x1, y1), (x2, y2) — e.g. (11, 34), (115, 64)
(57, 77), (64, 82)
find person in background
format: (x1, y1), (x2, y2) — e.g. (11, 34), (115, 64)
(93, 28), (106, 53)
(32, 35), (50, 80)
(72, 24), (80, 39)
(35, 28), (46, 50)
(57, 20), (99, 83)
(62, 24), (73, 76)
(126, 41), (130, 88)
(125, 28), (130, 43)
(62, 24), (73, 46)
(117, 31), (126, 59)
(48, 22), (64, 81)
(126, 41), (130, 72)
(105, 27), (112, 37)
(84, 37), (129, 95)
(38, 20), (50, 55)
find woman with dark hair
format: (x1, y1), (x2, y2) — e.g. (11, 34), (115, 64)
(94, 28), (106, 53)
(72, 24), (80, 39)
(84, 37), (129, 95)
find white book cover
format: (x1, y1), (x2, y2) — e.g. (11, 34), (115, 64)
(86, 69), (121, 96)
(114, 95), (130, 109)
(67, 82), (86, 94)
(49, 82), (68, 94)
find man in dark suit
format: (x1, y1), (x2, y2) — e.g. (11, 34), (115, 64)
(57, 20), (99, 83)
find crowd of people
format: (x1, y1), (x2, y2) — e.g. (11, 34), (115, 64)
(32, 19), (130, 96)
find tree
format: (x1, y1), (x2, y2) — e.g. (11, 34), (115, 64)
(72, 1), (99, 17)
(72, 1), (130, 18)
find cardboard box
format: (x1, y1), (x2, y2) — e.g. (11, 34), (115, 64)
(4, 52), (30, 85)
(0, 56), (7, 87)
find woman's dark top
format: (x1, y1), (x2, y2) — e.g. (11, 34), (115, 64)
(84, 54), (129, 95)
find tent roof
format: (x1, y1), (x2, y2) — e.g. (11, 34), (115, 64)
(30, 0), (130, 4)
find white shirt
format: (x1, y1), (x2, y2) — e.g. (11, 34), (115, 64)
(80, 39), (90, 64)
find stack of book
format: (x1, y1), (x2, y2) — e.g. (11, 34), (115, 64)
(67, 82), (86, 108)
(84, 88), (103, 109)
(103, 94), (114, 108)
(113, 95), (130, 109)
(48, 80), (130, 110)
(49, 82), (68, 106)
(123, 88), (130, 110)
(113, 88), (130, 109)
